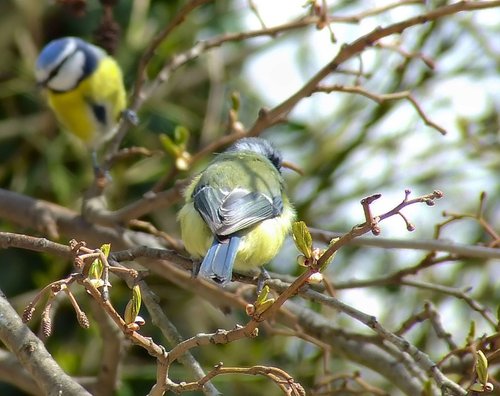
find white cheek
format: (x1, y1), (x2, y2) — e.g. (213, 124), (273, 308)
(46, 51), (85, 91)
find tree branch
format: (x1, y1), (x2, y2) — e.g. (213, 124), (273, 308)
(309, 228), (500, 259)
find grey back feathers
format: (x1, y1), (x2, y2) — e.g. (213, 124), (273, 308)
(193, 187), (282, 237)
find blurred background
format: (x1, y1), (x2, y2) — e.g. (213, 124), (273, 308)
(0, 0), (498, 394)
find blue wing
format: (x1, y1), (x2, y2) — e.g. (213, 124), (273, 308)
(193, 186), (283, 236)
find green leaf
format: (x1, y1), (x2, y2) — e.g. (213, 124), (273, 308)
(255, 298), (275, 315)
(292, 221), (313, 258)
(173, 125), (190, 146)
(254, 285), (275, 315)
(256, 285), (270, 306)
(469, 382), (484, 392)
(318, 237), (340, 271)
(230, 91), (240, 112)
(88, 244), (110, 281)
(88, 258), (103, 280)
(160, 129), (191, 170)
(124, 285), (142, 325)
(159, 133), (181, 157)
(476, 350), (488, 384)
(100, 243), (111, 258)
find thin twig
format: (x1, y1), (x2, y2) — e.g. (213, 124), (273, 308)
(401, 279), (497, 328)
(317, 190), (443, 268)
(309, 228), (500, 259)
(244, 1), (500, 137)
(316, 85), (446, 135)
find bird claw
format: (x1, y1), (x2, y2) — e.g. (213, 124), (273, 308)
(122, 109), (139, 126)
(91, 151), (112, 184)
(191, 260), (201, 279)
(256, 267), (271, 295)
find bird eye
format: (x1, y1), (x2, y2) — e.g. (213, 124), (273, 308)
(42, 50), (76, 88)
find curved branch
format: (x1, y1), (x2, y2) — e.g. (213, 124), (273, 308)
(140, 282), (220, 396)
(0, 188), (166, 251)
(90, 302), (126, 396)
(303, 289), (467, 395)
(309, 228), (500, 259)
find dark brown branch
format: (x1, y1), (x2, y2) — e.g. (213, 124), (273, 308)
(0, 188), (167, 251)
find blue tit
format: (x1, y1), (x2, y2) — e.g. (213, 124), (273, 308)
(178, 137), (296, 285)
(35, 37), (127, 148)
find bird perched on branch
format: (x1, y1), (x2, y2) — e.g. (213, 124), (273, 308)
(35, 37), (127, 149)
(178, 137), (296, 285)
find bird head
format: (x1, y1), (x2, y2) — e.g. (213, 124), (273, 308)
(226, 137), (283, 171)
(35, 37), (105, 92)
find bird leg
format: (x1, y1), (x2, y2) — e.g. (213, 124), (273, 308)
(91, 150), (112, 185)
(121, 109), (139, 126)
(256, 267), (271, 294)
(191, 260), (201, 279)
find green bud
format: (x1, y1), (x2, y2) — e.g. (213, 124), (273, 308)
(124, 285), (142, 325)
(476, 350), (488, 385)
(173, 125), (190, 146)
(254, 285), (275, 315)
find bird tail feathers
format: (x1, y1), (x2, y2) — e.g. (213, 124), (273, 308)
(199, 236), (241, 285)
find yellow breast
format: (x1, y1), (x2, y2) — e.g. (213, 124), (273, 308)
(232, 198), (295, 270)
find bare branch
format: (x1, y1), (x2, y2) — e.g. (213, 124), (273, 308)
(82, 180), (187, 227)
(316, 190), (443, 268)
(130, 0), (214, 110)
(309, 228), (500, 260)
(316, 85), (447, 134)
(401, 279), (497, 328)
(140, 282), (220, 396)
(90, 302), (126, 396)
(302, 289), (467, 396)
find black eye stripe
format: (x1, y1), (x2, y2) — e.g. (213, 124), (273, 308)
(44, 48), (78, 88)
(45, 43), (100, 93)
